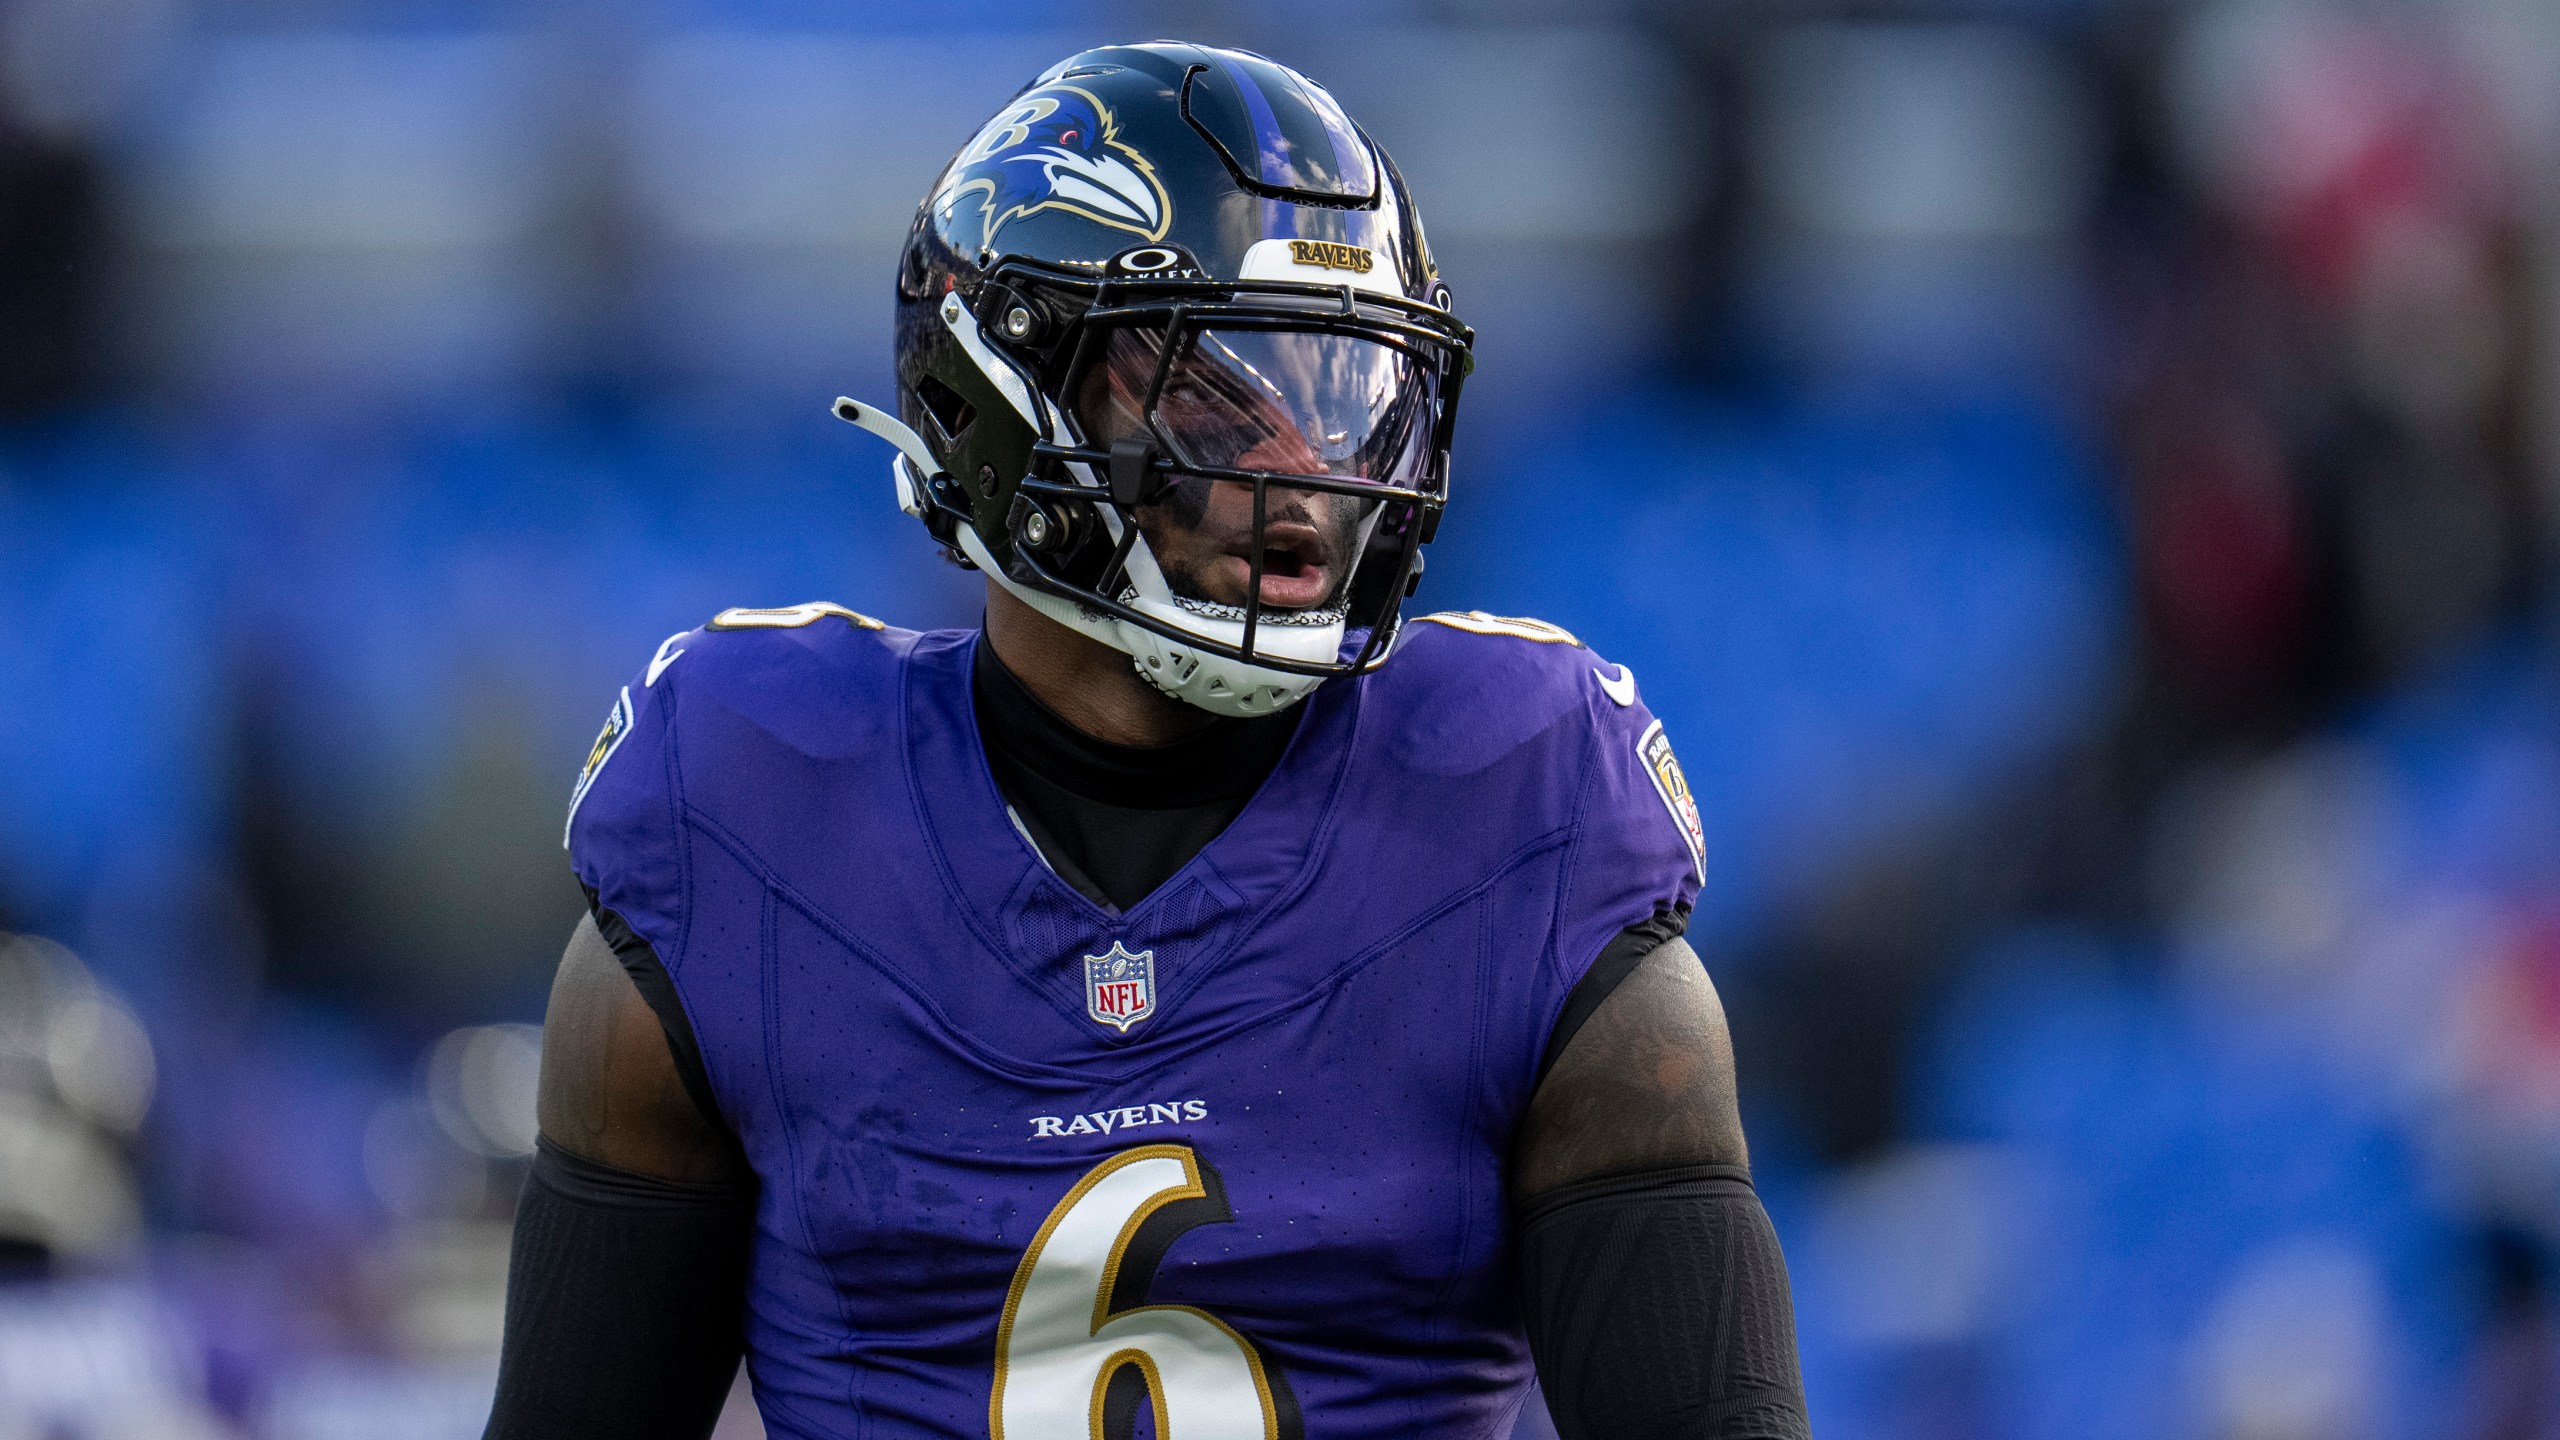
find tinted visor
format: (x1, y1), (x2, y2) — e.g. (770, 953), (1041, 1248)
(1078, 326), (1435, 487)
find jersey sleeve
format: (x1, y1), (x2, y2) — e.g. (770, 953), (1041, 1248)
(564, 638), (692, 961)
(1555, 667), (1707, 986)
(1389, 613), (1707, 990)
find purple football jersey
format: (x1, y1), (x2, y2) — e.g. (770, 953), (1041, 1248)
(567, 605), (1704, 1440)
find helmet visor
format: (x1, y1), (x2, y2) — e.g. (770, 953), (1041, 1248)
(1078, 325), (1436, 488)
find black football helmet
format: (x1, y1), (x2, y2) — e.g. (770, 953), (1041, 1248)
(836, 41), (1472, 716)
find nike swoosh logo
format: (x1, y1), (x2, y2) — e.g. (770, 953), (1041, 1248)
(1595, 663), (1637, 707)
(646, 632), (687, 687)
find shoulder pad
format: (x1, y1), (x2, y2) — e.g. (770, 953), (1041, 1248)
(1409, 610), (1583, 647)
(649, 601), (917, 761)
(1388, 609), (1704, 893)
(1376, 610), (1617, 776)
(706, 601), (887, 632)
(569, 603), (917, 940)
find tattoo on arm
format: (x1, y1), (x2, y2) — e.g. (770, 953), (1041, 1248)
(1513, 937), (1748, 1200)
(536, 914), (751, 1187)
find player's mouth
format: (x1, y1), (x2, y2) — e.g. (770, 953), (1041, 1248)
(1220, 522), (1333, 609)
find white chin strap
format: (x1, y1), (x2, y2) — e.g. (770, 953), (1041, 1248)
(950, 521), (1336, 718)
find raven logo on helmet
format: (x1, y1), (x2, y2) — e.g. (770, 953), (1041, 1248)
(934, 85), (1171, 251)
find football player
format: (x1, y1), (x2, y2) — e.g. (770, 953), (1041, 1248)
(485, 43), (1809, 1440)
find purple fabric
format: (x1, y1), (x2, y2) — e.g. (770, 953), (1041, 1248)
(569, 615), (1700, 1439)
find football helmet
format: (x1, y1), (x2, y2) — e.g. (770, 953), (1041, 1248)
(836, 42), (1472, 716)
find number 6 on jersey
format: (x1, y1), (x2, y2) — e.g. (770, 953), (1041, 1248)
(992, 1145), (1298, 1440)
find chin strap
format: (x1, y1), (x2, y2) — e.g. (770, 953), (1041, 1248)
(832, 398), (938, 520)
(950, 522), (1322, 718)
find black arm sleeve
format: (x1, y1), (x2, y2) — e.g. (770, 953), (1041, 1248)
(1517, 1164), (1812, 1440)
(482, 1140), (758, 1440)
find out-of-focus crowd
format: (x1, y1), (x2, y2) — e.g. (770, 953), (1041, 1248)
(0, 1), (2555, 1436)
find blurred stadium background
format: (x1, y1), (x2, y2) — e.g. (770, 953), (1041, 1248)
(2, 0), (2558, 1434)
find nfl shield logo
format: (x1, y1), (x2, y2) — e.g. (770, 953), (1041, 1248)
(1084, 942), (1156, 1032)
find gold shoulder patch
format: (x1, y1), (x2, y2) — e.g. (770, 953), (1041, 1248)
(1639, 719), (1707, 883)
(708, 601), (887, 631)
(563, 686), (635, 849)
(1414, 611), (1582, 646)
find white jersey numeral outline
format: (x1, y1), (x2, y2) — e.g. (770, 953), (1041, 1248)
(992, 1145), (1291, 1440)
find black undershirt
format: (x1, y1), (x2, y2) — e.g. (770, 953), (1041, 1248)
(969, 637), (1304, 912)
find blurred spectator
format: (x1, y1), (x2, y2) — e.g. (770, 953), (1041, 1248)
(0, 125), (102, 419)
(2113, 2), (2543, 741)
(0, 931), (231, 1436)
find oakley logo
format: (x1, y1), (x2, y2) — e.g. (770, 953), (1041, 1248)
(1287, 240), (1374, 274)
